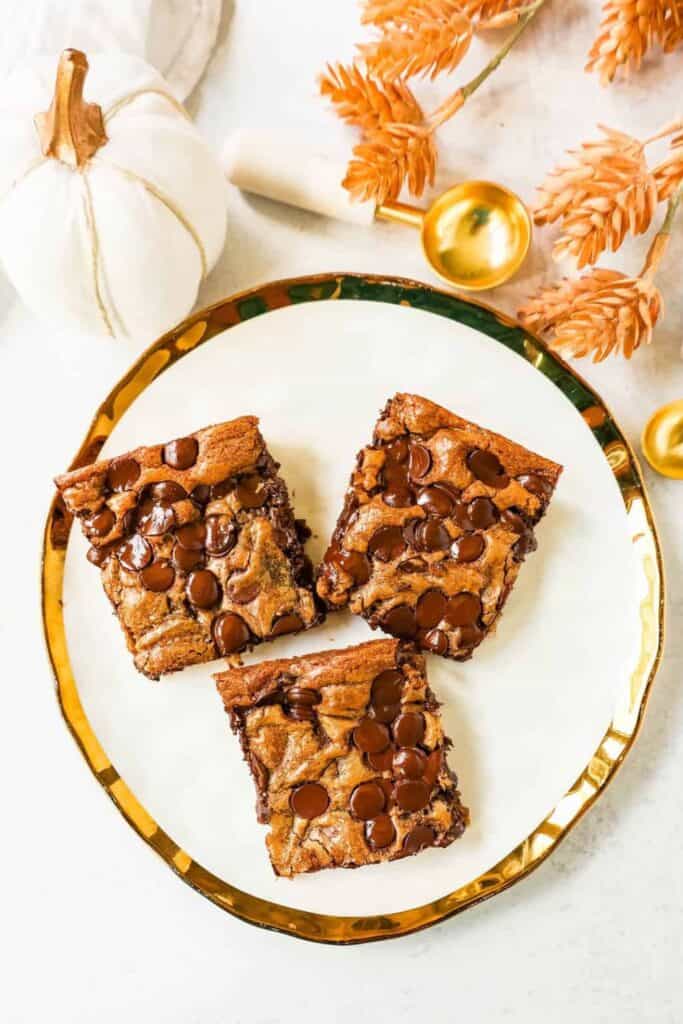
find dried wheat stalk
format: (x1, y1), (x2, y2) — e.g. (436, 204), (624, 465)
(319, 62), (425, 134)
(653, 131), (683, 200)
(359, 5), (473, 81)
(361, 0), (534, 31)
(534, 125), (659, 267)
(586, 0), (683, 85)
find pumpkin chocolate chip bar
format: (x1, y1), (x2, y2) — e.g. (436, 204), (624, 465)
(215, 638), (468, 877)
(316, 393), (562, 661)
(55, 416), (322, 679)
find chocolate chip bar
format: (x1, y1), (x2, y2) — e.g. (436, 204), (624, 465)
(317, 394), (562, 661)
(215, 638), (468, 877)
(55, 417), (322, 679)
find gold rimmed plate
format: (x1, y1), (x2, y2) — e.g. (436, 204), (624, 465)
(41, 273), (664, 944)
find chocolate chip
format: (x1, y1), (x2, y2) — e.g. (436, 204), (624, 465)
(372, 703), (401, 724)
(290, 782), (329, 819)
(398, 557), (428, 573)
(85, 508), (115, 538)
(365, 814), (396, 850)
(500, 508), (527, 534)
(353, 718), (390, 754)
(395, 779), (430, 813)
(467, 497), (498, 529)
(445, 592), (482, 627)
(236, 474), (267, 508)
(87, 542), (117, 567)
(209, 478), (233, 500)
(122, 509), (137, 535)
(367, 746), (395, 771)
(384, 438), (409, 463)
(382, 484), (415, 508)
(335, 548), (371, 585)
(187, 569), (221, 609)
(451, 533), (485, 563)
(149, 481), (188, 503)
(140, 562), (175, 592)
(190, 484), (211, 506)
(451, 501), (473, 529)
(287, 687), (320, 708)
(393, 712), (425, 747)
(417, 484), (455, 517)
(118, 534), (152, 572)
(205, 515), (237, 556)
(172, 543), (204, 573)
(415, 519), (450, 552)
(517, 473), (553, 498)
(228, 580), (260, 605)
(402, 519), (421, 547)
(371, 670), (403, 707)
(368, 525), (406, 562)
(513, 531), (538, 561)
(402, 824), (436, 855)
(424, 750), (442, 786)
(458, 624), (483, 647)
(176, 521), (206, 550)
(288, 707), (316, 722)
(408, 444), (431, 480)
(467, 448), (509, 488)
(379, 777), (393, 806)
(393, 747), (427, 779)
(349, 781), (386, 821)
(382, 460), (410, 488)
(213, 612), (250, 654)
(163, 437), (198, 470)
(139, 503), (175, 536)
(416, 589), (447, 630)
(419, 628), (449, 656)
(270, 613), (304, 637)
(381, 604), (417, 640)
(106, 458), (140, 492)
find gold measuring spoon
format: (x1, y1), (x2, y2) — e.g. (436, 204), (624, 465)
(224, 133), (532, 291)
(376, 181), (531, 291)
(642, 400), (683, 479)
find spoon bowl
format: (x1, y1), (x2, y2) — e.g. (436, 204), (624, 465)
(642, 399), (683, 479)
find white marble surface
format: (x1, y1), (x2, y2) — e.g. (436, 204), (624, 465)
(1, 1), (682, 1021)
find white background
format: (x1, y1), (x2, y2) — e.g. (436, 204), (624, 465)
(1, 1), (682, 1021)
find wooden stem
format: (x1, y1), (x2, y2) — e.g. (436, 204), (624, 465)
(641, 183), (683, 284)
(34, 49), (108, 169)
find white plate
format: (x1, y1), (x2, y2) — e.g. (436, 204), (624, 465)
(50, 276), (660, 937)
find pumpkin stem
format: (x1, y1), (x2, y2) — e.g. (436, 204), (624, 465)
(34, 49), (108, 169)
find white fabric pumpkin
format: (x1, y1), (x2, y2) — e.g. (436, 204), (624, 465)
(0, 49), (227, 340)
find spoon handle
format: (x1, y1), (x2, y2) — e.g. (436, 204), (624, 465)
(375, 201), (425, 230)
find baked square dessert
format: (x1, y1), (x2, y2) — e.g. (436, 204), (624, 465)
(317, 393), (562, 661)
(55, 417), (322, 679)
(215, 638), (468, 877)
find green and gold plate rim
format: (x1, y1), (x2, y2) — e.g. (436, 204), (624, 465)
(41, 272), (665, 945)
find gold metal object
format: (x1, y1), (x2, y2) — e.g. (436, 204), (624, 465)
(41, 273), (664, 945)
(642, 399), (683, 480)
(376, 181), (531, 291)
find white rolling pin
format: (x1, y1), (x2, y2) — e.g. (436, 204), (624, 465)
(222, 129), (375, 226)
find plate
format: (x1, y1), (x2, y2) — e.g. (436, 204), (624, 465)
(42, 274), (664, 944)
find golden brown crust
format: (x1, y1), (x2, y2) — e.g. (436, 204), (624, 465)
(317, 393), (562, 660)
(56, 417), (322, 679)
(215, 639), (468, 877)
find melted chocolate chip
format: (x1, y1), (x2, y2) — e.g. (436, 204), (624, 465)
(382, 460), (409, 488)
(415, 519), (450, 552)
(367, 746), (395, 771)
(118, 534), (152, 572)
(236, 475), (267, 508)
(350, 781), (386, 821)
(210, 479), (233, 501)
(290, 782), (329, 819)
(270, 613), (304, 637)
(513, 531), (538, 561)
(140, 562), (176, 592)
(368, 525), (406, 562)
(467, 448), (509, 489)
(393, 747), (427, 779)
(365, 814), (396, 850)
(205, 515), (237, 556)
(467, 497), (498, 529)
(451, 501), (473, 529)
(395, 779), (430, 813)
(372, 703), (402, 724)
(424, 750), (442, 786)
(190, 484), (211, 506)
(176, 522), (206, 551)
(139, 503), (176, 536)
(419, 628), (449, 656)
(500, 508), (527, 534)
(106, 458), (140, 492)
(381, 604), (417, 640)
(417, 484), (455, 517)
(382, 484), (415, 508)
(451, 533), (485, 563)
(458, 624), (483, 647)
(371, 670), (403, 707)
(397, 557), (428, 573)
(408, 444), (432, 480)
(384, 438), (409, 463)
(445, 592), (482, 627)
(393, 712), (425, 747)
(287, 687), (320, 708)
(353, 719), (390, 754)
(402, 824), (436, 855)
(163, 437), (198, 470)
(402, 519), (421, 547)
(187, 569), (221, 609)
(172, 543), (204, 573)
(416, 589), (447, 630)
(149, 480), (188, 503)
(213, 612), (250, 655)
(517, 473), (553, 498)
(85, 508), (115, 538)
(335, 548), (371, 585)
(87, 542), (117, 567)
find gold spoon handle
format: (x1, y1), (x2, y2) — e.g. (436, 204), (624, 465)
(375, 201), (425, 230)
